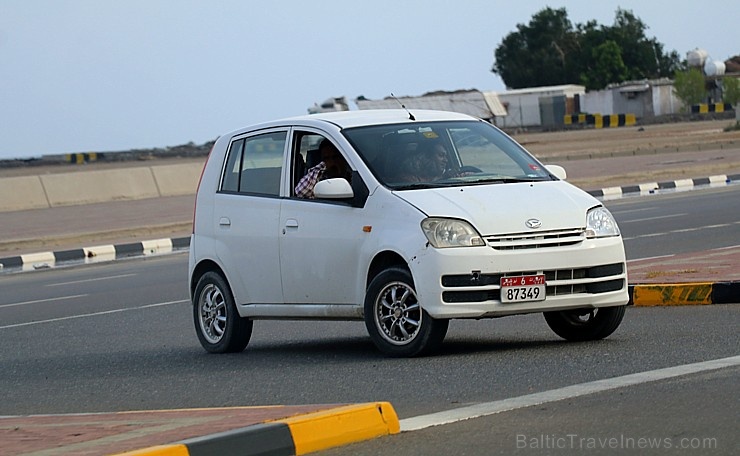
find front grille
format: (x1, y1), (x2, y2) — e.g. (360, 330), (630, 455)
(441, 263), (625, 303)
(486, 228), (586, 250)
(547, 279), (624, 296)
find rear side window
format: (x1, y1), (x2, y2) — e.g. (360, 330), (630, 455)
(220, 131), (286, 196)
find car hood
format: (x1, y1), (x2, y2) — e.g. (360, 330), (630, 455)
(394, 181), (599, 235)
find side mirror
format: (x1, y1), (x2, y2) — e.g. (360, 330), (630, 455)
(545, 165), (567, 180)
(313, 178), (354, 199)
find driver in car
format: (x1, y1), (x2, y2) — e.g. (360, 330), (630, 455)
(295, 139), (351, 198)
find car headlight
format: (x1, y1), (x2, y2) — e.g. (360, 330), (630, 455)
(421, 218), (485, 248)
(586, 207), (620, 238)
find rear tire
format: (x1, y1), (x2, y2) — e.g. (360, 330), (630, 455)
(364, 267), (448, 357)
(193, 271), (253, 353)
(544, 305), (626, 341)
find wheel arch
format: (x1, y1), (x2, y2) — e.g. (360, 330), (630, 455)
(190, 259), (228, 300)
(366, 251), (409, 289)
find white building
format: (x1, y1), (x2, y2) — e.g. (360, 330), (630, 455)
(494, 84), (585, 129)
(355, 89), (507, 123)
(580, 79), (684, 118)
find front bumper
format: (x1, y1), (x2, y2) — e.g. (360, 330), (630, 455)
(409, 236), (629, 318)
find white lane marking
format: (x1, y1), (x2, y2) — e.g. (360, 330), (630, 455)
(712, 244), (740, 251)
(620, 213), (687, 224)
(623, 221), (740, 241)
(0, 300), (188, 329)
(0, 294), (89, 309)
(45, 273), (138, 287)
(610, 207), (656, 215)
(672, 223), (733, 233)
(400, 355), (740, 432)
(627, 254), (675, 263)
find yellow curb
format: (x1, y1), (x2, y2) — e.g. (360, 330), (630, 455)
(632, 283), (714, 306)
(279, 402), (400, 455)
(112, 443), (189, 456)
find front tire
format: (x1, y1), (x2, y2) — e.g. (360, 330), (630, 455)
(364, 267), (448, 357)
(193, 271), (253, 353)
(544, 305), (626, 341)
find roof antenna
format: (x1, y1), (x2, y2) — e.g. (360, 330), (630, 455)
(390, 92), (415, 121)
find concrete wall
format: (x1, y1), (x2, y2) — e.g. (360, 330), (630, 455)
(495, 94), (543, 128)
(0, 176), (49, 211)
(581, 90), (614, 115)
(1, 162), (204, 212)
(612, 92), (650, 118)
(652, 84), (683, 116)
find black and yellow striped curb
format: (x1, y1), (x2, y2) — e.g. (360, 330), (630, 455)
(629, 282), (740, 306)
(691, 102), (734, 114)
(65, 152), (102, 164)
(564, 113), (636, 128)
(114, 402), (399, 456)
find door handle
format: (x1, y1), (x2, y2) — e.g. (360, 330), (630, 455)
(219, 217), (231, 227)
(285, 219), (299, 228)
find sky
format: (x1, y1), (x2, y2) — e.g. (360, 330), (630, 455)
(1, 0), (738, 160)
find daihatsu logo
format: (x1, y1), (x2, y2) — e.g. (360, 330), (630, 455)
(525, 218), (542, 229)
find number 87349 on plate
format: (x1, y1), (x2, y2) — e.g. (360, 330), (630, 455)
(500, 275), (546, 303)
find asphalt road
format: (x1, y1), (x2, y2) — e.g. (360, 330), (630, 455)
(605, 185), (740, 259)
(0, 186), (738, 454)
(1, 252), (738, 413)
(321, 366), (739, 455)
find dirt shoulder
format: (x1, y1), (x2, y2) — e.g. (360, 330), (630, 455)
(512, 119), (740, 159)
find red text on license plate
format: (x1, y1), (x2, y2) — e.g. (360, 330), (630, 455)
(500, 275), (546, 303)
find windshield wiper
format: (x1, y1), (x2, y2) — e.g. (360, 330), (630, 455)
(392, 183), (439, 190)
(465, 177), (544, 184)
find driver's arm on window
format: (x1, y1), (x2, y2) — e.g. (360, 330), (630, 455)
(294, 162), (326, 198)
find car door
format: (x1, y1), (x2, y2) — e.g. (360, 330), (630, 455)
(214, 129), (287, 305)
(279, 131), (368, 305)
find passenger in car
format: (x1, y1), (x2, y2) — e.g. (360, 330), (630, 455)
(393, 149), (424, 182)
(294, 139), (351, 198)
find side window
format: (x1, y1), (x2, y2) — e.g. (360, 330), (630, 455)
(220, 131), (286, 196)
(221, 139), (244, 192)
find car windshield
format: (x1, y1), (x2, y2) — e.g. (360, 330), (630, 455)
(342, 120), (553, 190)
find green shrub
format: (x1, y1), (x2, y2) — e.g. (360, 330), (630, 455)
(673, 69), (707, 110)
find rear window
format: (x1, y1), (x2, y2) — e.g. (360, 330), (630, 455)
(220, 131), (286, 196)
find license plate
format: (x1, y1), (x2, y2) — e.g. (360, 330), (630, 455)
(500, 275), (546, 303)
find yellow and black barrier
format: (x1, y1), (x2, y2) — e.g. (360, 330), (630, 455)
(629, 282), (739, 306)
(115, 402), (400, 456)
(564, 113), (588, 125)
(564, 113), (636, 128)
(65, 152), (99, 164)
(691, 102), (734, 114)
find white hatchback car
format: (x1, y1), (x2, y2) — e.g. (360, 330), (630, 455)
(189, 109), (628, 357)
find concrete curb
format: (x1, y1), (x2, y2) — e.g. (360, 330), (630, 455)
(115, 402), (400, 456)
(587, 173), (740, 200)
(0, 236), (191, 273)
(629, 282), (740, 306)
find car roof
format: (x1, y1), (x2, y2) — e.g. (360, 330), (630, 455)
(283, 109), (477, 128)
(225, 109), (479, 138)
